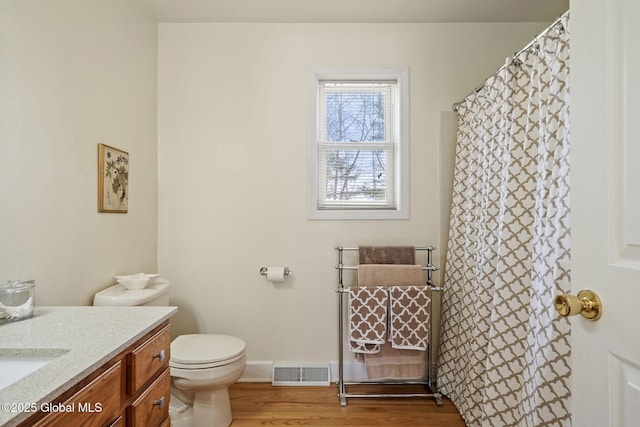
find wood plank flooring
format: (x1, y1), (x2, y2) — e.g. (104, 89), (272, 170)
(229, 382), (466, 426)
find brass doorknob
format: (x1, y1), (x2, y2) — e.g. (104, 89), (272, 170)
(554, 290), (602, 321)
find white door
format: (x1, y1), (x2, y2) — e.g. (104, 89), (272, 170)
(571, 1), (640, 426)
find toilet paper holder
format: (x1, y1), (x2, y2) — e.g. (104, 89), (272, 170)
(259, 267), (292, 277)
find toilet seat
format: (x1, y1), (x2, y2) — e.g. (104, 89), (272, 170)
(170, 334), (246, 370)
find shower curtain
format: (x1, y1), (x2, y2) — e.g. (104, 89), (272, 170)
(438, 13), (571, 427)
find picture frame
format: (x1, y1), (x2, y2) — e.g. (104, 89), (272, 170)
(98, 143), (129, 213)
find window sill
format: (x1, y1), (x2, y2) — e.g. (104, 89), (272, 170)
(307, 207), (409, 220)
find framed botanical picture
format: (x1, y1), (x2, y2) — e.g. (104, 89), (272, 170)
(98, 143), (129, 213)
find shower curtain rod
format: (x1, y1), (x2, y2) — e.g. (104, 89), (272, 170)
(451, 10), (568, 112)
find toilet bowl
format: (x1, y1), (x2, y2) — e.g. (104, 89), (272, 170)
(170, 334), (246, 427)
(93, 279), (246, 427)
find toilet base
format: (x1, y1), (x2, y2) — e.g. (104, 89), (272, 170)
(193, 388), (232, 427)
(170, 346), (246, 427)
(169, 389), (193, 427)
(171, 387), (233, 427)
(169, 405), (192, 427)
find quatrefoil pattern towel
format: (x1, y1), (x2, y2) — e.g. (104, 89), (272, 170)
(389, 286), (431, 350)
(349, 286), (388, 354)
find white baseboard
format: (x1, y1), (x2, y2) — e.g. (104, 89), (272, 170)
(239, 360), (368, 383)
(239, 360), (273, 382)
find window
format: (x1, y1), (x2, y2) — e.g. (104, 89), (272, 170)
(308, 67), (409, 220)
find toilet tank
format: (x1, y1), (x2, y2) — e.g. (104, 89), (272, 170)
(93, 278), (170, 306)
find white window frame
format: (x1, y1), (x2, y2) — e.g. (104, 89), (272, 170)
(307, 67), (410, 220)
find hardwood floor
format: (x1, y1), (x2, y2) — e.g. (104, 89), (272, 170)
(229, 382), (466, 426)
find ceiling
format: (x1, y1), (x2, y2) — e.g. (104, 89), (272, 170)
(142, 0), (569, 23)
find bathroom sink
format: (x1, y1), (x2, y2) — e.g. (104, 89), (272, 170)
(0, 350), (67, 390)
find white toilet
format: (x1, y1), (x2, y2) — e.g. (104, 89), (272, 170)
(93, 278), (246, 427)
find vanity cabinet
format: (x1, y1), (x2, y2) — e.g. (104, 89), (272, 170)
(127, 370), (170, 427)
(32, 362), (122, 427)
(127, 325), (171, 394)
(22, 322), (171, 427)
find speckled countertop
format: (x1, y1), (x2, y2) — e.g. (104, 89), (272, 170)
(0, 306), (177, 426)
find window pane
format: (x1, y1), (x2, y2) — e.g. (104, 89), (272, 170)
(321, 148), (388, 202)
(309, 69), (408, 219)
(324, 91), (386, 143)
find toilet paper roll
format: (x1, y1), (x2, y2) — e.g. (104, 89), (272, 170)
(266, 266), (285, 283)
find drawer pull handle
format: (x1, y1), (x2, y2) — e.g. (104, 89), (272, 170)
(153, 396), (166, 409)
(153, 349), (166, 362)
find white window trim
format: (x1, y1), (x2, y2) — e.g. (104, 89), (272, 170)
(307, 67), (410, 220)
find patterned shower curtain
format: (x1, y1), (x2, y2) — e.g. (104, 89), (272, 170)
(438, 13), (571, 427)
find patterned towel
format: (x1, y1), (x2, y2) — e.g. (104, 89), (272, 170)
(349, 286), (388, 354)
(389, 286), (431, 351)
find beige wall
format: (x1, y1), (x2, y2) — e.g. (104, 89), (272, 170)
(157, 22), (547, 368)
(0, 1), (158, 305)
(0, 2), (551, 371)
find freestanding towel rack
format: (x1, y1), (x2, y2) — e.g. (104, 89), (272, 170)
(336, 245), (443, 406)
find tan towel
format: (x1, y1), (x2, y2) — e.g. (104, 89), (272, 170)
(348, 286), (388, 354)
(363, 345), (426, 380)
(359, 246), (415, 264)
(389, 286), (431, 350)
(357, 264), (424, 286)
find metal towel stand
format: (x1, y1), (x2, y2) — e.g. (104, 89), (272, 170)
(335, 245), (444, 406)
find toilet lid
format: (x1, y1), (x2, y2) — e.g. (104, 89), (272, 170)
(171, 334), (246, 365)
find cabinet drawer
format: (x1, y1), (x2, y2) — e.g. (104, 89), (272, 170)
(107, 416), (123, 427)
(34, 361), (121, 427)
(127, 326), (170, 394)
(127, 368), (170, 427)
